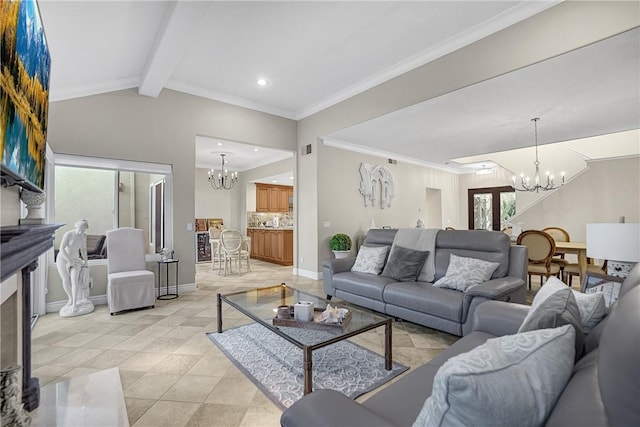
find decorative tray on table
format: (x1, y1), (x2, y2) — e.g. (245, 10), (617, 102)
(272, 308), (352, 331)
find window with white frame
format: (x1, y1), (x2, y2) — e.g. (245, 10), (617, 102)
(51, 154), (173, 261)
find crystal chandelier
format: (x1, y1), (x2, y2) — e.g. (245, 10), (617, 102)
(512, 118), (565, 193)
(208, 154), (238, 190)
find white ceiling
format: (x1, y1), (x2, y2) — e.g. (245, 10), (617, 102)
(40, 1), (557, 119)
(326, 27), (640, 172)
(195, 136), (293, 171)
(39, 1), (638, 175)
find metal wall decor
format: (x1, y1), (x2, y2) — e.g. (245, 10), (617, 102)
(359, 163), (395, 209)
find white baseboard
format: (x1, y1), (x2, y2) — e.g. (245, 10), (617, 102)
(294, 268), (322, 281)
(47, 295), (108, 313)
(46, 282), (197, 313)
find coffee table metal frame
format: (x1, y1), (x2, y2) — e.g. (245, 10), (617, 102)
(216, 283), (392, 394)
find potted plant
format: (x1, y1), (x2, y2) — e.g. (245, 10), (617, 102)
(330, 233), (352, 259)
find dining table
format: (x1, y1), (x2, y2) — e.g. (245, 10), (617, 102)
(554, 241), (588, 283)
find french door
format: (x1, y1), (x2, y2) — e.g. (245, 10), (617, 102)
(468, 186), (515, 231)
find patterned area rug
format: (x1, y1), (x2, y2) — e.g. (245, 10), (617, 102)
(207, 323), (408, 410)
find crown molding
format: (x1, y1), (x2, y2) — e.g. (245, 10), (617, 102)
(295, 1), (561, 120)
(321, 137), (462, 174)
(49, 77), (140, 102)
(165, 79), (298, 120)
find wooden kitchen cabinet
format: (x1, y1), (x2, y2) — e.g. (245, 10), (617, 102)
(256, 185), (271, 212)
(246, 228), (293, 266)
(255, 183), (292, 212)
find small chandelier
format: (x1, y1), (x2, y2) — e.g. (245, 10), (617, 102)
(512, 118), (565, 193)
(208, 154), (238, 190)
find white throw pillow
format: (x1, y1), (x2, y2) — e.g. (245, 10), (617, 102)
(524, 276), (606, 334)
(433, 254), (500, 292)
(350, 245), (389, 275)
(412, 325), (576, 427)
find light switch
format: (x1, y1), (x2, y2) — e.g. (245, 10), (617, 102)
(187, 223), (193, 231)
(323, 221), (331, 228)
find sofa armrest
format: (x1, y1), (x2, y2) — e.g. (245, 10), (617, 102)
(465, 276), (526, 302)
(323, 257), (357, 298)
(472, 300), (530, 336)
(322, 257), (357, 275)
(508, 245), (528, 283)
(281, 389), (396, 427)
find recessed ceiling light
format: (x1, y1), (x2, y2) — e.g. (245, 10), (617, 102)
(257, 78), (270, 87)
(254, 148), (259, 152)
(289, 176), (294, 180)
(272, 180), (278, 183)
(217, 142), (223, 146)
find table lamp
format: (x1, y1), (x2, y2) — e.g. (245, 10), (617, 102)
(586, 223), (640, 278)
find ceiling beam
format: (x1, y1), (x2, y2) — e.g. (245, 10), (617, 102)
(138, 1), (213, 98)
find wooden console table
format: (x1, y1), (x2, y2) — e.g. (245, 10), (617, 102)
(1, 224), (63, 411)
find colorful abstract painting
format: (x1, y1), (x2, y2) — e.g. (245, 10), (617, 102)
(1, 0), (50, 190)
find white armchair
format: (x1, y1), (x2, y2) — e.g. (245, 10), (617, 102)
(106, 227), (155, 315)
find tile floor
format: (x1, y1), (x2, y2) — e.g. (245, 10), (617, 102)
(31, 260), (547, 426)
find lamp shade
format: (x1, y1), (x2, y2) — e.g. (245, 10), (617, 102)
(586, 223), (640, 262)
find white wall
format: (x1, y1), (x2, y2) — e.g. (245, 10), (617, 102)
(1, 187), (21, 225)
(509, 157), (640, 241)
(316, 144), (461, 263)
(195, 167), (233, 225)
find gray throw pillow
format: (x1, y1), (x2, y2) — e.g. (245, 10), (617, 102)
(536, 277), (606, 333)
(518, 287), (584, 360)
(381, 245), (430, 282)
(433, 254), (500, 292)
(350, 245), (389, 275)
(412, 325), (576, 427)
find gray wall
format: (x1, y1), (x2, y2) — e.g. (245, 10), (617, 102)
(33, 1), (640, 288)
(47, 88), (297, 289)
(296, 1), (640, 274)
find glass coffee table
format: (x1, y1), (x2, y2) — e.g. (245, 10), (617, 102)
(216, 283), (392, 394)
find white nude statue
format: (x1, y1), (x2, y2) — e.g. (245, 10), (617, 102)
(56, 219), (94, 317)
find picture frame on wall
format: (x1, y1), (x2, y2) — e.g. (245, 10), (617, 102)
(581, 271), (625, 308)
(0, 0), (51, 192)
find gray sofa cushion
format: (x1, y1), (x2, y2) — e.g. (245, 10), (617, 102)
(384, 282), (463, 322)
(333, 272), (397, 300)
(381, 246), (430, 282)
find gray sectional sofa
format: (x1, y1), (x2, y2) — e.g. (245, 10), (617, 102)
(323, 228), (528, 336)
(282, 264), (640, 427)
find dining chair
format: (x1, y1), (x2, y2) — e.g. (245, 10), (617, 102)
(516, 230), (561, 289)
(564, 259), (607, 287)
(542, 227), (571, 274)
(208, 226), (222, 270)
(106, 227), (155, 315)
(220, 229), (251, 276)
